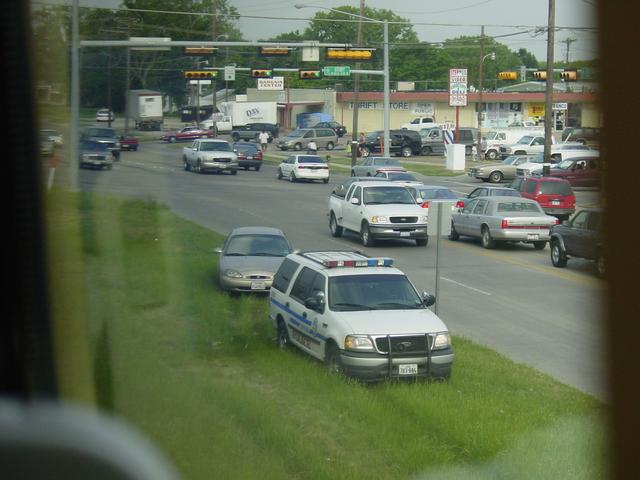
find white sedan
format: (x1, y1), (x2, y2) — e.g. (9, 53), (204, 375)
(277, 154), (329, 183)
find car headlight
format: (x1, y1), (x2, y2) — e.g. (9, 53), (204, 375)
(370, 216), (389, 224)
(433, 332), (451, 350)
(344, 335), (374, 351)
(419, 215), (429, 223)
(224, 269), (243, 279)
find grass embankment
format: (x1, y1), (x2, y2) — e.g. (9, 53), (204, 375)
(49, 192), (607, 480)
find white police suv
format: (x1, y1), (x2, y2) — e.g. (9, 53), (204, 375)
(269, 251), (453, 381)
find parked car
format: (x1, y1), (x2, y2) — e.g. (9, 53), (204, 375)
(182, 139), (238, 175)
(350, 157), (405, 177)
(510, 176), (575, 220)
(543, 155), (602, 187)
(359, 130), (422, 157)
(276, 128), (338, 152)
(373, 171), (421, 183)
(500, 134), (555, 159)
(419, 127), (478, 156)
(277, 154), (329, 183)
(457, 186), (521, 209)
(81, 126), (120, 160)
(313, 121), (347, 137)
(161, 126), (214, 143)
(78, 140), (114, 170)
(549, 208), (605, 276)
(215, 226), (293, 293)
(331, 176), (390, 198)
(95, 108), (114, 122)
(468, 155), (534, 183)
(404, 185), (463, 211)
(119, 135), (139, 151)
(561, 127), (600, 145)
(233, 142), (263, 171)
(230, 123), (279, 143)
(449, 196), (558, 250)
(269, 251), (453, 380)
(482, 129), (543, 160)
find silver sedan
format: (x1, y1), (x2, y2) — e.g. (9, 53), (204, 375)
(216, 227), (293, 293)
(449, 196), (558, 250)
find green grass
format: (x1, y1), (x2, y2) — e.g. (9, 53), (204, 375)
(49, 191), (608, 480)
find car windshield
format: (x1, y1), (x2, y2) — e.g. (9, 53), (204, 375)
(286, 130), (305, 138)
(298, 156), (324, 164)
(516, 135), (534, 144)
(363, 186), (415, 204)
(200, 142), (232, 152)
(224, 234), (290, 257)
(365, 132), (380, 142)
(496, 202), (542, 213)
(80, 141), (109, 151)
(540, 181), (573, 195)
(328, 274), (424, 311)
(503, 156), (521, 165)
(557, 159), (577, 169)
(485, 131), (498, 140)
(417, 188), (457, 200)
(235, 144), (259, 153)
(84, 127), (115, 137)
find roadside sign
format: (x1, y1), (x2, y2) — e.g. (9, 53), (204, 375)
(449, 68), (468, 107)
(322, 66), (351, 77)
(189, 80), (211, 85)
(552, 102), (568, 111)
(257, 76), (284, 90)
(224, 65), (236, 81)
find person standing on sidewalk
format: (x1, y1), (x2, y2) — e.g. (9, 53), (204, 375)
(480, 136), (488, 160)
(258, 130), (270, 152)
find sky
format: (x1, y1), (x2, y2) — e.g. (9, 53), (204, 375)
(77, 0), (599, 61)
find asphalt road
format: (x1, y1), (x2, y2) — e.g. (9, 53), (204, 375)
(52, 140), (607, 401)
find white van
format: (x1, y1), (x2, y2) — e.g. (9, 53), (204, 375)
(199, 114), (233, 134)
(482, 129), (543, 160)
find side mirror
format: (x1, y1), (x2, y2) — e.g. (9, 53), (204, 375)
(213, 247), (223, 254)
(421, 291), (436, 307)
(350, 197), (361, 205)
(305, 292), (325, 312)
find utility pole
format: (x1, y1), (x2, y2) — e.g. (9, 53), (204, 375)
(563, 37), (576, 63)
(478, 26), (484, 152)
(543, 0), (555, 165)
(210, 0), (217, 117)
(350, 0), (365, 167)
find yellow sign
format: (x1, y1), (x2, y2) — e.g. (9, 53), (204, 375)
(527, 103), (545, 117)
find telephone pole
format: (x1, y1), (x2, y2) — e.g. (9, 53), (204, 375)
(543, 0), (555, 164)
(563, 37), (576, 63)
(350, 0), (365, 167)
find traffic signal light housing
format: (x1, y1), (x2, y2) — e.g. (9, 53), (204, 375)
(497, 71), (518, 80)
(183, 70), (217, 79)
(533, 70), (547, 81)
(299, 70), (322, 80)
(326, 48), (374, 61)
(560, 69), (578, 82)
(251, 69), (274, 78)
(184, 47), (217, 56)
(259, 47), (291, 57)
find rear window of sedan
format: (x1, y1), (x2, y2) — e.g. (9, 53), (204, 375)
(539, 181), (573, 195)
(201, 142), (232, 152)
(496, 202), (543, 213)
(297, 156), (325, 164)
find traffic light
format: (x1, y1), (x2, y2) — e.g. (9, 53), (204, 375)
(251, 69), (274, 78)
(183, 70), (217, 79)
(259, 47), (291, 57)
(560, 69), (578, 82)
(326, 48), (374, 61)
(533, 70), (547, 81)
(497, 71), (518, 80)
(184, 47), (217, 56)
(299, 70), (322, 80)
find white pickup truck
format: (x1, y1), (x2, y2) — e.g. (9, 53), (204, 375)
(328, 181), (429, 247)
(400, 117), (439, 131)
(499, 134), (556, 159)
(182, 138), (238, 174)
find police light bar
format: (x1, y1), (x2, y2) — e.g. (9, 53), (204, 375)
(323, 258), (394, 268)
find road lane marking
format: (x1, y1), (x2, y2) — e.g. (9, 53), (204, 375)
(441, 276), (492, 296)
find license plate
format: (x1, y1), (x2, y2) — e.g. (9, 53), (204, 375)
(527, 234), (539, 240)
(551, 200), (560, 205)
(398, 364), (418, 375)
(246, 156), (253, 160)
(250, 281), (266, 290)
(400, 232), (410, 237)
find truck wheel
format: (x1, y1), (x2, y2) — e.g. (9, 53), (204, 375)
(448, 222), (460, 241)
(489, 171), (503, 183)
(421, 146), (432, 156)
(183, 158), (190, 171)
(325, 344), (343, 375)
(361, 222), (375, 247)
(277, 320), (291, 350)
(326, 142), (335, 151)
(416, 237), (428, 247)
(481, 226), (496, 249)
(196, 161), (203, 174)
(401, 146), (412, 157)
(232, 133), (240, 142)
(289, 171), (297, 183)
(595, 253), (605, 277)
(550, 240), (568, 267)
(486, 150), (498, 160)
(329, 212), (343, 237)
(277, 168), (283, 180)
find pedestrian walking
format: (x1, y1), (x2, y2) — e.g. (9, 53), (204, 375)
(480, 136), (487, 160)
(258, 130), (269, 152)
(307, 140), (318, 154)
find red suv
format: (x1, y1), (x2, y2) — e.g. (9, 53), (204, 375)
(510, 176), (575, 220)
